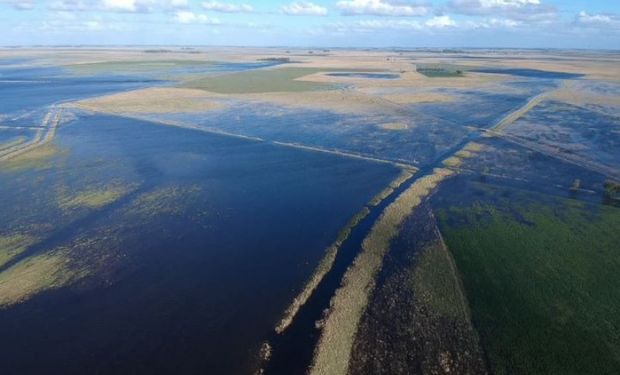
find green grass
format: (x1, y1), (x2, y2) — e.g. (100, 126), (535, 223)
(438, 198), (620, 375)
(182, 67), (333, 93)
(412, 239), (470, 321)
(416, 63), (466, 78)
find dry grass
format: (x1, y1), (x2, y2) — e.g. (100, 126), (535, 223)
(443, 142), (484, 169)
(309, 168), (454, 375)
(443, 156), (463, 168)
(0, 137), (27, 153)
(381, 92), (454, 105)
(72, 87), (224, 114)
(183, 67), (331, 94)
(378, 122), (408, 131)
(368, 169), (415, 206)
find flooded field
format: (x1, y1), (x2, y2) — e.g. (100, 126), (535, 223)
(0, 113), (399, 374)
(1, 48), (619, 375)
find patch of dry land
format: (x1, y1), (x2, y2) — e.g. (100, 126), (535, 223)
(71, 87), (224, 114)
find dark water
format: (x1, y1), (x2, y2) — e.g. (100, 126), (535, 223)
(0, 114), (399, 375)
(0, 65), (161, 116)
(471, 68), (584, 80)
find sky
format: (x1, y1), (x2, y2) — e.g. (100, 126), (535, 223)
(1, 0), (619, 49)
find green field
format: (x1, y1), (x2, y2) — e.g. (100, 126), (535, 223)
(182, 67), (333, 93)
(416, 63), (466, 78)
(438, 196), (620, 375)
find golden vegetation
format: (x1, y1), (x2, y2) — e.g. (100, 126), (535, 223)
(443, 142), (484, 169)
(368, 169), (415, 206)
(0, 248), (86, 308)
(0, 144), (65, 171)
(58, 184), (131, 210)
(0, 234), (35, 268)
(72, 87), (224, 114)
(377, 122), (408, 131)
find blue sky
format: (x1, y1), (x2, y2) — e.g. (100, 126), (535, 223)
(1, 0), (619, 48)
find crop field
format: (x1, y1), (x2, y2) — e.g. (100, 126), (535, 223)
(183, 67), (334, 93)
(437, 194), (620, 375)
(0, 47), (619, 375)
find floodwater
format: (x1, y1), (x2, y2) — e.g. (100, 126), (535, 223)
(0, 113), (400, 375)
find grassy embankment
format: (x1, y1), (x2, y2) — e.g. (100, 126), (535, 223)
(438, 197), (620, 375)
(309, 168), (454, 375)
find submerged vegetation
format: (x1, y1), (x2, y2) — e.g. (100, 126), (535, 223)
(0, 248), (86, 308)
(58, 184), (132, 210)
(0, 144), (65, 171)
(0, 233), (35, 268)
(438, 198), (620, 375)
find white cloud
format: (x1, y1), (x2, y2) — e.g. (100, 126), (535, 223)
(201, 1), (253, 13)
(467, 17), (519, 28)
(574, 11), (620, 29)
(449, 0), (555, 23)
(327, 16), (457, 33)
(100, 0), (140, 11)
(450, 0), (539, 13)
(337, 0), (430, 17)
(281, 1), (327, 16)
(425, 15), (455, 28)
(84, 20), (103, 30)
(48, 0), (187, 13)
(174, 10), (219, 24)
